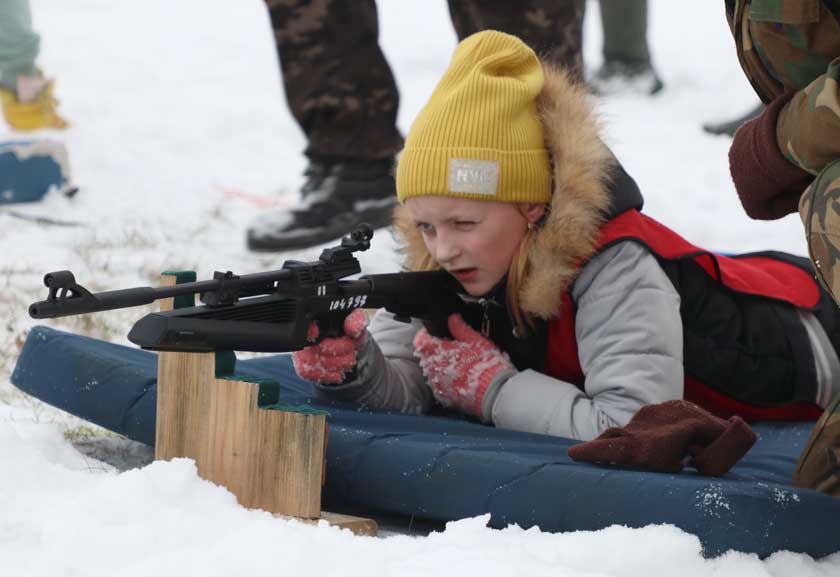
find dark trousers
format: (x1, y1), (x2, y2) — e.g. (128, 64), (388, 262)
(265, 0), (584, 161)
(598, 0), (649, 65)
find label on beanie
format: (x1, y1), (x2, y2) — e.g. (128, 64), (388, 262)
(448, 159), (499, 196)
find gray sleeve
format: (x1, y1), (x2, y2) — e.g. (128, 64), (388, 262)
(488, 241), (684, 441)
(313, 308), (435, 413)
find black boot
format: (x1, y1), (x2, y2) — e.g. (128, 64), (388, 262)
(702, 103), (765, 137)
(247, 158), (397, 251)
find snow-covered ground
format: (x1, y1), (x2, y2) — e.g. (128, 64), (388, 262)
(1, 1), (838, 575)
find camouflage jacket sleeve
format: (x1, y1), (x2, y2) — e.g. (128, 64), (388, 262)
(726, 1), (840, 175)
(777, 57), (840, 175)
(729, 91), (814, 220)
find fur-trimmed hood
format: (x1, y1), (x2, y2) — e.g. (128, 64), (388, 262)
(393, 62), (639, 319)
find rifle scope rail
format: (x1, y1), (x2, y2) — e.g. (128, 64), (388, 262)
(29, 224), (376, 320)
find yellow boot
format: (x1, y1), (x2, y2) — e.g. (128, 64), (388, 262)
(1, 80), (68, 131)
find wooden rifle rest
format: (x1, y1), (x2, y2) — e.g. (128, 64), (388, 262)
(153, 272), (376, 536)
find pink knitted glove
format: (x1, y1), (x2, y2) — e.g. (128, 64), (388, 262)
(292, 309), (369, 383)
(413, 314), (516, 417)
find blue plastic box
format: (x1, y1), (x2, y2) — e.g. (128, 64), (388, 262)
(0, 139), (72, 204)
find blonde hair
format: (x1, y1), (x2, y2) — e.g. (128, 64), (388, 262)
(393, 204), (541, 337)
(506, 226), (538, 335)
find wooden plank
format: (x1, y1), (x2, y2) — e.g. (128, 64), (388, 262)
(203, 377), (325, 518)
(154, 349), (214, 462)
(288, 511), (379, 536)
(154, 271), (214, 462)
(153, 272), (341, 520)
(157, 274), (177, 312)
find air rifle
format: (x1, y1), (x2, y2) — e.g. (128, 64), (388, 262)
(29, 225), (476, 352)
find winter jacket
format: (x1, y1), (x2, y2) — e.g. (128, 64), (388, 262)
(316, 60), (840, 441)
(316, 237), (684, 441)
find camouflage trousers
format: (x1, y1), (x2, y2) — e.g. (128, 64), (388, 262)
(794, 391), (840, 496)
(800, 159), (840, 306)
(265, 0), (584, 161)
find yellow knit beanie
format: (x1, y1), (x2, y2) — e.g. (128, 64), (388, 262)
(396, 30), (551, 204)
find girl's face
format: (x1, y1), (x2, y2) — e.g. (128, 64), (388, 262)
(405, 195), (543, 296)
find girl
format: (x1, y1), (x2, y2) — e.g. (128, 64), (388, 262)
(292, 30), (840, 441)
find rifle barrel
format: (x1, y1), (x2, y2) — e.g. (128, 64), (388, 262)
(29, 270), (295, 319)
(30, 286), (160, 318)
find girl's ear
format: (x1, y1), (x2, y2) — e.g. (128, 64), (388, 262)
(521, 203), (546, 225)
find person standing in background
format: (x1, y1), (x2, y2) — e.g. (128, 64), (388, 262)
(724, 0), (840, 302)
(247, 0), (584, 252)
(0, 0), (67, 131)
(590, 0), (664, 96)
(721, 0), (840, 498)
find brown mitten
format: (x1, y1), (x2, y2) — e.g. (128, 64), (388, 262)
(568, 400), (757, 476)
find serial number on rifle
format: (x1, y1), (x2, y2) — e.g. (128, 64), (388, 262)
(328, 295), (368, 311)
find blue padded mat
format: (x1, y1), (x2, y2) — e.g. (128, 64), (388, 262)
(0, 140), (71, 204)
(12, 326), (840, 558)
